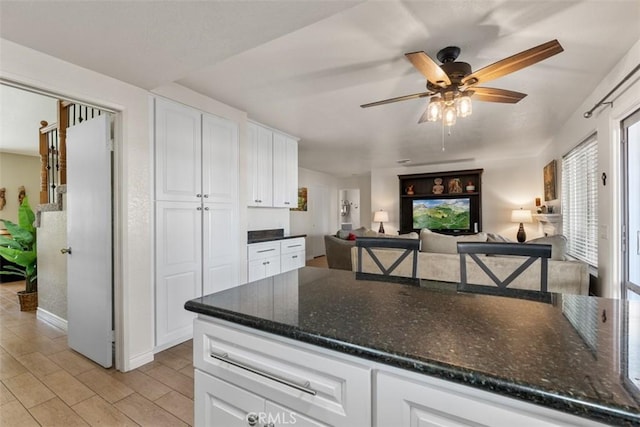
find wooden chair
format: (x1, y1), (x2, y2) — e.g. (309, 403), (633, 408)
(456, 242), (553, 302)
(355, 237), (420, 286)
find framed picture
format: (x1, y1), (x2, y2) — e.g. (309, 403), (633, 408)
(447, 178), (462, 194)
(291, 187), (308, 211)
(543, 160), (557, 201)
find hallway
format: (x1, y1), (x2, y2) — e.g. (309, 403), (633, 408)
(0, 281), (194, 426)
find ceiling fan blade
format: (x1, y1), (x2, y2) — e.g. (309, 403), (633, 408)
(461, 39), (563, 86)
(471, 87), (527, 103)
(405, 51), (451, 87)
(360, 91), (434, 108)
(418, 107), (430, 124)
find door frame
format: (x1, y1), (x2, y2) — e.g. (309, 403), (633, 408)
(621, 107), (640, 299)
(0, 78), (124, 370)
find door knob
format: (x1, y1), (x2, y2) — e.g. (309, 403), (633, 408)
(60, 247), (72, 254)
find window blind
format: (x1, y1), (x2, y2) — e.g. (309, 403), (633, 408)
(562, 135), (598, 267)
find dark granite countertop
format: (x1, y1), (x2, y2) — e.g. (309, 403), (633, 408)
(247, 228), (306, 244)
(185, 267), (640, 425)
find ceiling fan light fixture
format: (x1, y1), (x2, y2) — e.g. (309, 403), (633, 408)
(427, 97), (442, 122)
(456, 95), (472, 118)
(443, 105), (457, 127)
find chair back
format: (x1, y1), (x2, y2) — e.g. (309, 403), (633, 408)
(355, 237), (420, 285)
(457, 242), (552, 301)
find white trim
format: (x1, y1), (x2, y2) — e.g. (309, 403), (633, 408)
(127, 350), (154, 371)
(36, 308), (68, 332)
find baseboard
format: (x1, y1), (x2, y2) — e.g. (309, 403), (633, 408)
(127, 351), (155, 371)
(36, 308), (68, 332)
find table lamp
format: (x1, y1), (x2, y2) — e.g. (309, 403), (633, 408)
(511, 208), (533, 242)
(373, 210), (389, 234)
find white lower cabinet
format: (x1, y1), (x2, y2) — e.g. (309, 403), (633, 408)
(193, 318), (371, 427)
(375, 370), (606, 427)
(280, 237), (305, 273)
(248, 238), (306, 282)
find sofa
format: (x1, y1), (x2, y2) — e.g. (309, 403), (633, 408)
(349, 229), (590, 296)
(325, 227), (419, 270)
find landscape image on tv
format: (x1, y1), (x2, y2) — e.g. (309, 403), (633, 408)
(412, 198), (470, 230)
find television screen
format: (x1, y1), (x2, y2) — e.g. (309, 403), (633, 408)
(412, 198), (471, 231)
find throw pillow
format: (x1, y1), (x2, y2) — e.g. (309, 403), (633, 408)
(347, 232), (357, 241)
(486, 232), (514, 243)
(420, 228), (488, 254)
(336, 229), (351, 240)
(526, 235), (567, 261)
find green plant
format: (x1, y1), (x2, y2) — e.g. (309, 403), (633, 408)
(0, 196), (37, 293)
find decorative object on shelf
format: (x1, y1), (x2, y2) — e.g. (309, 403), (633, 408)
(465, 181), (475, 193)
(0, 188), (5, 210)
(291, 187), (307, 211)
(543, 160), (557, 201)
(547, 205), (554, 214)
(448, 178), (462, 194)
(18, 186), (26, 205)
(373, 210), (389, 234)
(511, 208), (533, 243)
(432, 178), (444, 194)
(535, 197), (542, 213)
(406, 185), (414, 195)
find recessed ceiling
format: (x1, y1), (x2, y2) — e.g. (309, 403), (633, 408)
(2, 1), (639, 176)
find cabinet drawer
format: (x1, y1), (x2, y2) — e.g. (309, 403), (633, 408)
(281, 251), (305, 273)
(248, 242), (281, 260)
(194, 318), (371, 426)
(281, 237), (305, 254)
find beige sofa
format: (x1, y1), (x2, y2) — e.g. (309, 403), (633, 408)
(350, 230), (590, 295)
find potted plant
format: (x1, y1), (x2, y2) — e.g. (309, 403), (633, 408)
(0, 196), (37, 311)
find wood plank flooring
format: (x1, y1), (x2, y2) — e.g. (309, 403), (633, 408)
(0, 281), (194, 426)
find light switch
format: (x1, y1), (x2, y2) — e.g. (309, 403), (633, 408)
(599, 225), (609, 240)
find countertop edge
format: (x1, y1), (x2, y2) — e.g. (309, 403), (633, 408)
(184, 300), (640, 426)
(247, 234), (307, 244)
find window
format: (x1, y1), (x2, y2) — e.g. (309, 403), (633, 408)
(562, 135), (598, 267)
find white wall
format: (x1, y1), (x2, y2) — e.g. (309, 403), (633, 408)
(0, 152), (40, 225)
(538, 38), (640, 298)
(371, 158), (545, 240)
(1, 38), (152, 371)
(290, 167), (339, 259)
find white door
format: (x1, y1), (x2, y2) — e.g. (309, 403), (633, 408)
(309, 186), (330, 258)
(66, 114), (113, 368)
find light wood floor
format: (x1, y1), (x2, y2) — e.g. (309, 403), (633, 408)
(0, 281), (194, 426)
(305, 255), (328, 268)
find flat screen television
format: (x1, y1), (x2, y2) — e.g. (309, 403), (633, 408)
(412, 198), (471, 231)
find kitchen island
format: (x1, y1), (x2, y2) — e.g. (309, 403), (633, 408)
(185, 267), (639, 426)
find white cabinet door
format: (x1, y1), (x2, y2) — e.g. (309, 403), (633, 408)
(248, 255), (281, 282)
(195, 370), (264, 427)
(273, 133), (298, 208)
(265, 401), (328, 427)
(202, 113), (238, 204)
(154, 98), (202, 202)
(281, 251), (305, 273)
(247, 123), (273, 207)
(203, 204), (238, 295)
(155, 201), (202, 347)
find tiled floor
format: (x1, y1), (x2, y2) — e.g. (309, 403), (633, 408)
(0, 281), (194, 426)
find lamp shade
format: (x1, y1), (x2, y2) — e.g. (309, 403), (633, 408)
(373, 210), (389, 223)
(511, 209), (533, 223)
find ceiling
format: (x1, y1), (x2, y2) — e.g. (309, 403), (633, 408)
(1, 1), (639, 176)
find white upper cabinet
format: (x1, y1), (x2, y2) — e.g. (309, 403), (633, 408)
(154, 98), (202, 202)
(273, 132), (298, 208)
(247, 121), (298, 208)
(202, 113), (239, 204)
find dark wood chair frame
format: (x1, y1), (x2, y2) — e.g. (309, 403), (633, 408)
(355, 237), (420, 285)
(457, 242), (553, 301)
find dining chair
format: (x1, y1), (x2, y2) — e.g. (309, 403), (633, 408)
(456, 241), (553, 302)
(355, 237), (420, 285)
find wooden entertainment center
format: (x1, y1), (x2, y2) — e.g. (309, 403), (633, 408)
(398, 169), (483, 235)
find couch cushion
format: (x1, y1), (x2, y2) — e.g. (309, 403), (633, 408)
(526, 235), (567, 261)
(420, 228), (487, 254)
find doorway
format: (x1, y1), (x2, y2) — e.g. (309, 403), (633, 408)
(0, 82), (119, 368)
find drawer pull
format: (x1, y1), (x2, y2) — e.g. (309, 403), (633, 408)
(210, 352), (317, 396)
(257, 249), (275, 253)
(292, 255), (298, 259)
(286, 244), (302, 248)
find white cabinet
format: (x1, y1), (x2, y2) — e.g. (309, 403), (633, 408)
(247, 122), (298, 208)
(247, 238), (306, 282)
(375, 370), (606, 427)
(194, 317), (371, 427)
(247, 241), (281, 282)
(154, 97), (239, 349)
(280, 237), (305, 273)
(272, 132), (298, 208)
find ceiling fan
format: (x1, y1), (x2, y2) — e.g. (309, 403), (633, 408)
(361, 39), (563, 125)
